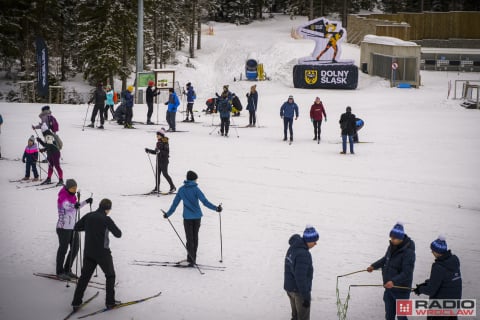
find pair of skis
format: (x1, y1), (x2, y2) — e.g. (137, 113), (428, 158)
(121, 190), (176, 197)
(63, 291), (161, 319)
(132, 260), (226, 272)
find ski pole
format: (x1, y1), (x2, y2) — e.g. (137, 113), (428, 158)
(82, 104), (90, 131)
(209, 124), (218, 135)
(337, 269), (368, 278)
(146, 152), (156, 179)
(229, 116), (240, 138)
(161, 210), (204, 275)
(218, 203), (223, 263)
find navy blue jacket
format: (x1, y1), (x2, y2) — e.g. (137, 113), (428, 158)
(186, 86), (196, 103)
(418, 251), (462, 299)
(217, 97), (232, 119)
(371, 234), (416, 292)
(280, 101), (299, 119)
(165, 180), (217, 220)
(246, 91), (258, 111)
(125, 91), (134, 108)
(284, 234), (314, 302)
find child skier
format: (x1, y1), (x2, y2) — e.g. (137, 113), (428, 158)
(22, 135), (39, 181)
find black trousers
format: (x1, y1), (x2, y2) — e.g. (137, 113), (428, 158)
(91, 104), (105, 125)
(147, 102), (154, 122)
(104, 104), (114, 120)
(56, 228), (79, 275)
(72, 254), (116, 307)
(248, 110), (256, 125)
(125, 107), (133, 126)
(220, 117), (230, 135)
(186, 102), (194, 119)
(155, 158), (175, 190)
(183, 219), (201, 264)
(312, 119), (323, 139)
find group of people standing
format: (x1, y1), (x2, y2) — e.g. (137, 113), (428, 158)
(285, 222), (463, 320)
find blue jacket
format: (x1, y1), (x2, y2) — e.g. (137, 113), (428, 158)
(186, 86), (196, 103)
(165, 180), (217, 219)
(418, 251), (462, 299)
(125, 91), (134, 108)
(167, 92), (180, 112)
(280, 101), (299, 119)
(217, 97), (232, 119)
(246, 91), (258, 111)
(284, 234), (314, 302)
(371, 234), (416, 292)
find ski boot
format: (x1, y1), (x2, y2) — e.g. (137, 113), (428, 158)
(40, 177), (51, 185)
(56, 179), (64, 186)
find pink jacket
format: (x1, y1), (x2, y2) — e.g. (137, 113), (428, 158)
(57, 187), (87, 229)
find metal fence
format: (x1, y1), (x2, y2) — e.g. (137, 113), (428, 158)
(370, 53), (419, 87)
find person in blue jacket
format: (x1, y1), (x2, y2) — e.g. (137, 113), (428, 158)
(217, 92), (232, 137)
(124, 85), (135, 129)
(184, 82), (196, 122)
(165, 88), (180, 132)
(414, 236), (462, 320)
(246, 85), (258, 127)
(163, 170), (222, 266)
(284, 225), (319, 320)
(367, 222), (416, 320)
(280, 95), (299, 142)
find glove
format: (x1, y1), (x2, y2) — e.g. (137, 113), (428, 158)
(145, 148), (150, 153)
(85, 197), (93, 204)
(163, 212), (168, 219)
(36, 137), (42, 143)
(413, 283), (426, 295)
(246, 93), (249, 97)
(216, 205), (223, 213)
(22, 159), (26, 163)
(164, 102), (168, 105)
(74, 202), (81, 209)
(302, 300), (310, 308)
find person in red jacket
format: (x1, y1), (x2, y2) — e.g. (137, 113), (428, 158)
(309, 97), (327, 141)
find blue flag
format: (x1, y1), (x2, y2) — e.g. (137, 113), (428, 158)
(35, 37), (49, 97)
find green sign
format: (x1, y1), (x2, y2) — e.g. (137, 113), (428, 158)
(138, 72), (155, 87)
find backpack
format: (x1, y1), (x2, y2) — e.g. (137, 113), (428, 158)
(47, 115), (59, 132)
(53, 132), (63, 150)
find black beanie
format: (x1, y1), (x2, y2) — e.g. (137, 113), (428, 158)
(99, 198), (112, 211)
(186, 170), (198, 181)
(41, 105), (50, 112)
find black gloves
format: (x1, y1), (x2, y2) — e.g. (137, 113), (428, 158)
(36, 137), (42, 143)
(145, 148), (150, 153)
(302, 300), (310, 308)
(85, 197), (93, 204)
(413, 283), (426, 295)
(74, 202), (81, 209)
(164, 102), (168, 105)
(22, 159), (26, 163)
(216, 205), (223, 213)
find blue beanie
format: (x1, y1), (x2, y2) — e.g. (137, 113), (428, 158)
(389, 222), (405, 240)
(431, 235), (448, 254)
(303, 225), (319, 243)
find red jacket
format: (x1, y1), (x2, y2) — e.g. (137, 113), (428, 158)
(310, 102), (326, 121)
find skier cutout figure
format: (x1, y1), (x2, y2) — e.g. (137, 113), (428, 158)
(144, 128), (176, 193)
(315, 24), (344, 63)
(22, 135), (39, 181)
(163, 171), (222, 266)
(72, 199), (122, 311)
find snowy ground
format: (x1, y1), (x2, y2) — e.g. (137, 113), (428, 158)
(1, 14), (480, 320)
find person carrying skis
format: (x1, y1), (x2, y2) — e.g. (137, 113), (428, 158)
(72, 199), (122, 311)
(87, 82), (106, 129)
(36, 123), (64, 186)
(339, 106), (356, 154)
(284, 225), (319, 320)
(22, 135), (39, 181)
(309, 97), (327, 141)
(163, 171), (222, 266)
(217, 92), (232, 137)
(184, 82), (196, 122)
(413, 235), (462, 320)
(165, 87), (180, 131)
(104, 85), (115, 121)
(246, 85), (258, 127)
(124, 85), (135, 128)
(56, 179), (92, 280)
(280, 95), (299, 142)
(146, 80), (159, 125)
(367, 222), (416, 320)
(145, 128), (176, 193)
